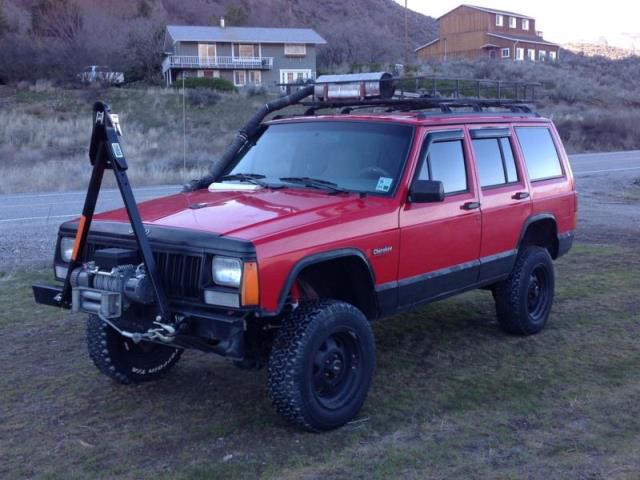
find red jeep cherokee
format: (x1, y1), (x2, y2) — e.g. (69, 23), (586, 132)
(35, 78), (576, 431)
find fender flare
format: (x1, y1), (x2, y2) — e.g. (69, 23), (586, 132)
(273, 248), (376, 315)
(517, 213), (558, 255)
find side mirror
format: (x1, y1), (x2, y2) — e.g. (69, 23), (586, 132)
(409, 179), (445, 203)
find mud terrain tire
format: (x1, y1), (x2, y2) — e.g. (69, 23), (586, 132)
(86, 315), (182, 384)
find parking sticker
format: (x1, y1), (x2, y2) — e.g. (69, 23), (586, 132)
(375, 176), (393, 192)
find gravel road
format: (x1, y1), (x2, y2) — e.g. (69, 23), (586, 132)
(1, 150), (639, 270)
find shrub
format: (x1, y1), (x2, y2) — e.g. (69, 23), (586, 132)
(241, 84), (268, 97)
(173, 77), (236, 92)
(186, 88), (221, 107)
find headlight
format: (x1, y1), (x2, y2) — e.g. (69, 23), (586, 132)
(60, 237), (74, 263)
(212, 256), (242, 288)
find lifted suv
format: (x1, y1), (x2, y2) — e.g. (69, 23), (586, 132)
(33, 75), (576, 431)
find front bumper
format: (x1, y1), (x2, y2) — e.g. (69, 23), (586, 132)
(32, 282), (247, 359)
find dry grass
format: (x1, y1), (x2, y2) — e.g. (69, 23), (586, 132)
(1, 243), (639, 479)
(0, 85), (266, 193)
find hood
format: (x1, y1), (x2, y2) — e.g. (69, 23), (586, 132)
(93, 187), (377, 241)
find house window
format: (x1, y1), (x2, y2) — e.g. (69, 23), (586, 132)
(237, 44), (257, 58)
(198, 43), (216, 58)
(496, 14), (504, 26)
(509, 17), (517, 28)
(284, 44), (306, 56)
(501, 48), (510, 58)
(248, 70), (262, 84)
(549, 51), (557, 61)
(528, 49), (536, 61)
(539, 50), (547, 61)
(233, 70), (247, 86)
(197, 70), (220, 78)
(516, 48), (524, 61)
(522, 19), (530, 30)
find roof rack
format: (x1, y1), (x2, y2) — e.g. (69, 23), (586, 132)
(276, 73), (540, 117)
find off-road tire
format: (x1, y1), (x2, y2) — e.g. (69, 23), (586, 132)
(86, 315), (183, 384)
(494, 246), (555, 335)
(268, 300), (375, 432)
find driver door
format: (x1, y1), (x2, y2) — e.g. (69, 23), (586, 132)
(398, 129), (482, 307)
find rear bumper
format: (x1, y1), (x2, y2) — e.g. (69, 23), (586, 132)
(557, 231), (575, 258)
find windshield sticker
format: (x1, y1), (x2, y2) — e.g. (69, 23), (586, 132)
(376, 177), (393, 192)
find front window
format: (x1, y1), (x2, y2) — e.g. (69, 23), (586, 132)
(496, 14), (504, 26)
(234, 70), (246, 86)
(509, 17), (517, 28)
(228, 122), (414, 195)
(539, 50), (547, 61)
(237, 44), (257, 58)
(549, 51), (557, 61)
(501, 48), (510, 58)
(528, 49), (536, 61)
(522, 19), (530, 30)
(285, 44), (307, 56)
(516, 48), (524, 61)
(248, 70), (261, 84)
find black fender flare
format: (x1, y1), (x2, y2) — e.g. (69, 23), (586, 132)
(273, 248), (376, 315)
(516, 213), (558, 255)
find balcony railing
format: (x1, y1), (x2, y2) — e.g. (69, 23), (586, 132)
(162, 55), (274, 73)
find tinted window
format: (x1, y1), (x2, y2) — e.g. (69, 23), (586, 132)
(472, 137), (520, 187)
(473, 138), (505, 187)
(230, 122), (414, 194)
(501, 138), (518, 183)
(419, 140), (467, 194)
(516, 127), (563, 181)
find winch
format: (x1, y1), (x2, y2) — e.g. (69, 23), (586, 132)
(70, 250), (156, 319)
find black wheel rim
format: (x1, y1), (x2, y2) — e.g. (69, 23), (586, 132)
(527, 264), (550, 321)
(311, 329), (362, 410)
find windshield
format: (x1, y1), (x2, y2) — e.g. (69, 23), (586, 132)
(228, 121), (414, 194)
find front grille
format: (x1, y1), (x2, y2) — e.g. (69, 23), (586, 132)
(154, 251), (202, 299)
(87, 242), (203, 300)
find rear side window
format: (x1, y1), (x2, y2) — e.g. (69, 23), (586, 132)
(418, 140), (468, 194)
(472, 137), (519, 187)
(515, 127), (563, 181)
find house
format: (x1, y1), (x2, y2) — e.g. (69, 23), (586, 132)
(415, 5), (559, 62)
(162, 19), (326, 88)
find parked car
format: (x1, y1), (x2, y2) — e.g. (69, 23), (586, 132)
(78, 65), (125, 85)
(33, 74), (576, 432)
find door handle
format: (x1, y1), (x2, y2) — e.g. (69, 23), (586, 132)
(461, 201), (481, 210)
(512, 191), (530, 200)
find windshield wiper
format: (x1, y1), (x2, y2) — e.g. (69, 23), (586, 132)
(279, 177), (349, 194)
(219, 173), (283, 189)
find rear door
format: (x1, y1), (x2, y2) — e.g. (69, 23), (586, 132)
(469, 127), (532, 282)
(398, 129), (482, 307)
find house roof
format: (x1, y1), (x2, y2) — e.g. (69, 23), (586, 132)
(165, 25), (327, 45)
(487, 33), (558, 47)
(438, 4), (534, 21)
(414, 38), (440, 52)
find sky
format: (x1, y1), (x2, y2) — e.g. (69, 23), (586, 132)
(398, 0), (640, 49)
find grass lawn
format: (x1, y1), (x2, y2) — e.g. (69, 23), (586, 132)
(1, 242), (639, 479)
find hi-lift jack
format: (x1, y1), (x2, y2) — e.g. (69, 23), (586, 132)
(55, 102), (173, 331)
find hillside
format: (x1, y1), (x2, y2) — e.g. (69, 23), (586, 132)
(2, 0), (437, 74)
(564, 42), (639, 60)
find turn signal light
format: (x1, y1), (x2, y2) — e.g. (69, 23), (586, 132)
(241, 262), (259, 306)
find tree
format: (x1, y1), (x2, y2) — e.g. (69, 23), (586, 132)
(0, 0), (9, 36)
(30, 0), (83, 45)
(137, 0), (152, 18)
(224, 5), (248, 26)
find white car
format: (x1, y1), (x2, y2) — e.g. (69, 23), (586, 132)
(79, 65), (125, 85)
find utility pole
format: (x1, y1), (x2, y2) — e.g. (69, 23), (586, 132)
(404, 0), (409, 64)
